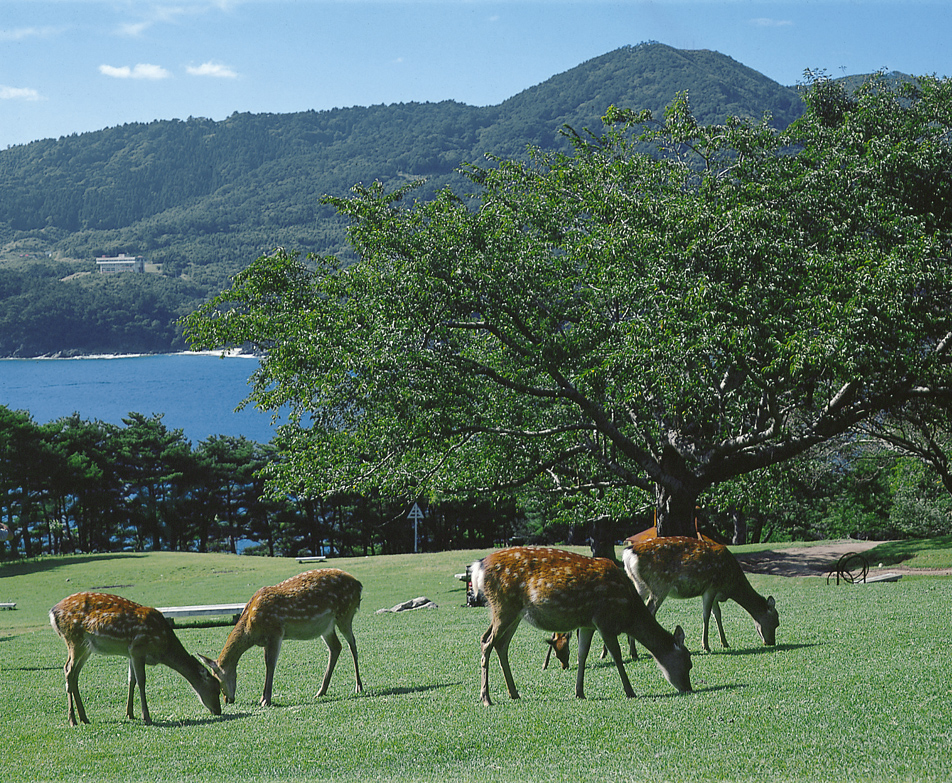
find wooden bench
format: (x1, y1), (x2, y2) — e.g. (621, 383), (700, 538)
(0, 602), (16, 610)
(864, 572), (902, 583)
(157, 603), (245, 625)
(295, 556), (327, 564)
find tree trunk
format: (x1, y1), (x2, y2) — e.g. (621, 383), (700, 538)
(730, 508), (747, 546)
(654, 482), (700, 537)
(589, 514), (617, 562)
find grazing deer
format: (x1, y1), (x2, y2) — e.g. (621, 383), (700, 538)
(622, 536), (778, 652)
(199, 569), (363, 706)
(542, 631), (572, 670)
(49, 592), (223, 726)
(470, 546), (692, 706)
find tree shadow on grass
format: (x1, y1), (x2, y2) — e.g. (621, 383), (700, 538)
(0, 553), (147, 578)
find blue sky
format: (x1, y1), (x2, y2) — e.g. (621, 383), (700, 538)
(1, 0), (949, 149)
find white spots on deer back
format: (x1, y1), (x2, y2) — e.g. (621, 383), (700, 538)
(480, 546), (632, 631)
(629, 537), (731, 599)
(51, 592), (170, 654)
(245, 569), (362, 632)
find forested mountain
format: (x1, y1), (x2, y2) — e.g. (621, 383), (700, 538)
(0, 43), (810, 356)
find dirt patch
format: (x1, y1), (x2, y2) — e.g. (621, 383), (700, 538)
(734, 540), (952, 578)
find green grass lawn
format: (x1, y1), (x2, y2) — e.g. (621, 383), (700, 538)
(2, 544), (951, 782)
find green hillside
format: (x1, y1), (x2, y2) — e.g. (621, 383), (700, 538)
(0, 43), (807, 356)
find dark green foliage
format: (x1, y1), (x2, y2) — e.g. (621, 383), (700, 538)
(0, 266), (206, 356)
(0, 406), (516, 557)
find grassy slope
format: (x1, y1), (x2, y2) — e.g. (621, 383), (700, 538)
(2, 545), (950, 782)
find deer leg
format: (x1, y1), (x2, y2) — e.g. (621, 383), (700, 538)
(126, 660), (136, 720)
(700, 590), (716, 652)
(494, 621), (521, 701)
(317, 630), (342, 697)
(575, 627), (596, 699)
(336, 614), (363, 694)
(542, 640), (554, 670)
(711, 600), (729, 648)
(64, 647), (90, 726)
(479, 625), (496, 706)
(627, 633), (639, 661)
(600, 632), (637, 661)
(261, 636), (284, 706)
(600, 629), (636, 699)
(480, 616), (520, 706)
(129, 656), (151, 725)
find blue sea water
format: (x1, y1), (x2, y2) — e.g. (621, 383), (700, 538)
(0, 353), (284, 444)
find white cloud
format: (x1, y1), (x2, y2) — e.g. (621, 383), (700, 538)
(0, 85), (41, 101)
(187, 61), (238, 78)
(0, 26), (60, 42)
(750, 17), (793, 28)
(117, 21), (152, 37)
(99, 63), (171, 80)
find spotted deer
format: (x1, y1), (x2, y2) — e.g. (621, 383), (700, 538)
(471, 546), (692, 706)
(199, 569), (363, 706)
(49, 592), (223, 726)
(622, 536), (779, 652)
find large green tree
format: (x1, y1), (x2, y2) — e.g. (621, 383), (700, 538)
(185, 73), (952, 536)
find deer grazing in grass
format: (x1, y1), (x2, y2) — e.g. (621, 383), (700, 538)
(542, 631), (572, 670)
(471, 546), (692, 706)
(199, 569), (363, 706)
(49, 592), (223, 726)
(622, 536), (779, 653)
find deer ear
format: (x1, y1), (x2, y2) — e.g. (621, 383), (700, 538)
(197, 654), (222, 678)
(544, 638), (557, 648)
(767, 596), (776, 609)
(673, 625), (686, 647)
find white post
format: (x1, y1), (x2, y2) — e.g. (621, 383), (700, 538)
(408, 503), (424, 553)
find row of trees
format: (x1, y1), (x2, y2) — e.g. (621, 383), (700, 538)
(0, 405), (514, 558)
(3, 400), (949, 561)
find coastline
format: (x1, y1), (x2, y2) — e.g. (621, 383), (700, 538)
(0, 349), (258, 361)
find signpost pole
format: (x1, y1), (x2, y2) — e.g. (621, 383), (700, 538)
(408, 503), (424, 553)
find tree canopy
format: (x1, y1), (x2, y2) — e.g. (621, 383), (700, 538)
(184, 73), (952, 536)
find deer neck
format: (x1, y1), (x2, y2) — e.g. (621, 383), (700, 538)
(631, 612), (678, 659)
(726, 570), (768, 617)
(621, 589), (677, 658)
(159, 626), (207, 684)
(217, 616), (257, 671)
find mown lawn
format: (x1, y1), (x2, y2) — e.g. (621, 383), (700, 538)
(1, 544), (950, 782)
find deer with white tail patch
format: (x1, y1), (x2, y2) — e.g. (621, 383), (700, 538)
(471, 546), (692, 706)
(49, 592), (223, 726)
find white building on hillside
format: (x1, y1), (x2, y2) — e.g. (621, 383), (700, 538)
(96, 253), (145, 273)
